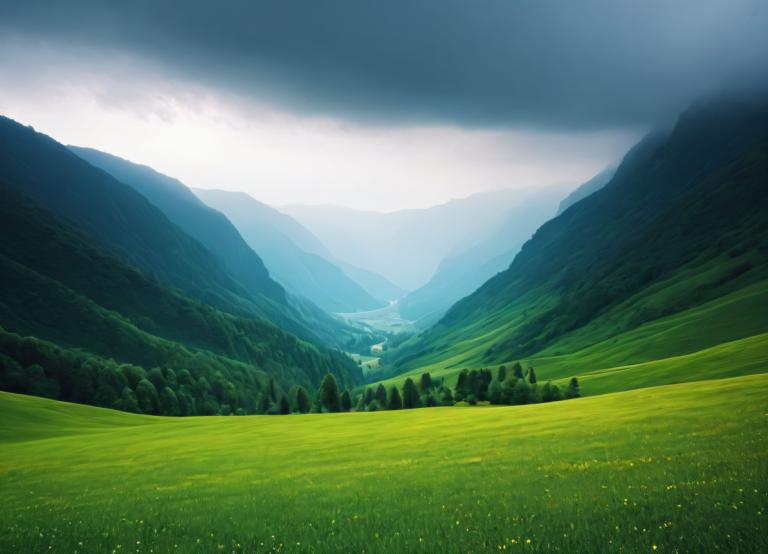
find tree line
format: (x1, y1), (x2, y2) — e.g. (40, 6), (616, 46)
(311, 362), (580, 414)
(0, 325), (580, 416)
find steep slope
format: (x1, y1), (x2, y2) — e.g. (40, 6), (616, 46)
(556, 166), (615, 214)
(65, 146), (359, 346)
(194, 189), (385, 312)
(0, 117), (295, 324)
(0, 185), (362, 413)
(283, 188), (560, 290)
(398, 189), (563, 326)
(67, 147), (281, 302)
(389, 92), (768, 385)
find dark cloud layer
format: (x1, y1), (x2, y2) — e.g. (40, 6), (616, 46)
(1, 0), (766, 130)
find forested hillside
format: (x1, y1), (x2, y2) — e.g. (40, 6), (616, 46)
(0, 185), (361, 414)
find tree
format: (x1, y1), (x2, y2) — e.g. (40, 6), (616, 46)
(318, 373), (341, 413)
(501, 378), (517, 404)
(402, 378), (420, 409)
(363, 387), (374, 406)
(117, 386), (139, 413)
(423, 393), (438, 407)
(512, 379), (532, 405)
(565, 377), (581, 399)
(374, 383), (388, 405)
(512, 362), (524, 380)
(387, 386), (403, 410)
(541, 382), (563, 402)
(279, 395), (291, 415)
(295, 386), (310, 413)
(340, 389), (352, 412)
(147, 367), (166, 392)
(135, 378), (159, 414)
(419, 372), (433, 392)
(488, 379), (503, 404)
(257, 392), (271, 414)
(528, 366), (537, 384)
(440, 386), (454, 406)
(498, 365), (507, 382)
(455, 369), (470, 401)
(160, 386), (180, 416)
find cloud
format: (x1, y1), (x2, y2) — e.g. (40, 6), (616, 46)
(1, 0), (766, 131)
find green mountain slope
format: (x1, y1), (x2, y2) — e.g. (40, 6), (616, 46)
(388, 92), (768, 389)
(66, 146), (361, 345)
(194, 188), (385, 312)
(0, 116), (271, 316)
(0, 185), (361, 413)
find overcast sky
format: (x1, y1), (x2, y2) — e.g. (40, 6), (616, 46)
(1, 1), (765, 211)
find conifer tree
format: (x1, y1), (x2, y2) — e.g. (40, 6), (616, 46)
(374, 383), (388, 405)
(419, 372), (433, 392)
(488, 379), (503, 404)
(497, 365), (507, 382)
(340, 389), (352, 412)
(402, 378), (420, 409)
(387, 386), (403, 410)
(279, 395), (291, 414)
(513, 362), (524, 380)
(295, 386), (310, 414)
(528, 366), (537, 384)
(565, 377), (581, 399)
(318, 373), (341, 412)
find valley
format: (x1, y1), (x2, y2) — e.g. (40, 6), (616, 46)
(0, 7), (766, 551)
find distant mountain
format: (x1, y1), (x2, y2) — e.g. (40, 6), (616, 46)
(283, 188), (565, 290)
(389, 91), (768, 388)
(398, 189), (563, 326)
(556, 166), (616, 215)
(193, 189), (386, 313)
(66, 146), (357, 346)
(332, 260), (407, 303)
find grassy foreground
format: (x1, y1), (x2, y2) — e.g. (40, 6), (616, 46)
(2, 375), (767, 553)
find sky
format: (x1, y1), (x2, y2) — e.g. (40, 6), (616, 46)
(0, 1), (766, 211)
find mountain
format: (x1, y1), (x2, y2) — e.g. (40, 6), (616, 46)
(332, 260), (407, 303)
(387, 91), (768, 392)
(0, 117), (273, 319)
(556, 166), (616, 214)
(64, 145), (356, 346)
(0, 183), (361, 415)
(397, 189), (563, 326)
(193, 189), (386, 313)
(283, 188), (564, 291)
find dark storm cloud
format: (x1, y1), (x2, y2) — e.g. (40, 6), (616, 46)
(1, 0), (766, 130)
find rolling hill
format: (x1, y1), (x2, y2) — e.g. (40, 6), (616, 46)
(2, 373), (765, 552)
(387, 91), (768, 390)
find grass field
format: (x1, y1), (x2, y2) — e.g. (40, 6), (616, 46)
(2, 374), (767, 553)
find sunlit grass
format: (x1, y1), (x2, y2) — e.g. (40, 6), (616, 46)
(2, 374), (766, 552)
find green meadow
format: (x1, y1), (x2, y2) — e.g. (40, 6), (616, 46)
(2, 374), (767, 553)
